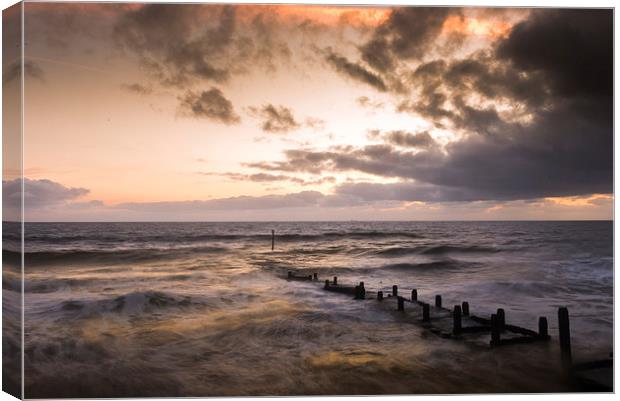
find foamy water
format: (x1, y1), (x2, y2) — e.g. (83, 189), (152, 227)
(2, 221), (613, 396)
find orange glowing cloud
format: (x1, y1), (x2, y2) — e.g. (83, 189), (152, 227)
(270, 5), (391, 27)
(442, 15), (513, 38)
(544, 194), (613, 207)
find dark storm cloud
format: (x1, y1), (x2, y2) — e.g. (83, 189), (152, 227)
(382, 130), (437, 148)
(3, 178), (89, 209)
(114, 4), (235, 87)
(24, 3), (124, 49)
(328, 8), (613, 202)
(3, 60), (45, 83)
(497, 9), (612, 100)
(402, 9), (612, 126)
(247, 90), (612, 201)
(247, 12), (293, 73)
(399, 55), (550, 133)
(113, 4), (293, 89)
(121, 82), (153, 95)
(179, 88), (240, 124)
(324, 49), (387, 92)
(248, 104), (300, 133)
(359, 36), (394, 73)
(333, 181), (478, 203)
(359, 7), (458, 72)
(245, 145), (434, 178)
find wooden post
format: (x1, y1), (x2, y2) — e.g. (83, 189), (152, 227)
(435, 295), (442, 308)
(411, 289), (417, 302)
(324, 279), (330, 289)
(377, 290), (384, 301)
(333, 276), (338, 285)
(490, 314), (500, 346)
(271, 230), (275, 250)
(497, 308), (505, 330)
(558, 307), (572, 368)
(392, 285), (398, 296)
(422, 303), (430, 321)
(462, 301), (469, 316)
(313, 273), (318, 281)
(453, 305), (462, 334)
(538, 316), (548, 338)
(355, 284), (366, 300)
(397, 296), (404, 311)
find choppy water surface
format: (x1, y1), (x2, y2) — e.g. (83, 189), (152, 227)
(5, 221), (613, 396)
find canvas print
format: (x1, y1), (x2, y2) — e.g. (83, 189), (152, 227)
(1, 2), (614, 398)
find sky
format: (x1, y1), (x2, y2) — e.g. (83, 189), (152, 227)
(1, 3), (613, 221)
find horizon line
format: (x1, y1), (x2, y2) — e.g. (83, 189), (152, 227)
(3, 219), (614, 224)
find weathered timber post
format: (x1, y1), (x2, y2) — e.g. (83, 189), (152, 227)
(490, 314), (500, 346)
(538, 316), (548, 338)
(453, 305), (462, 334)
(313, 273), (318, 281)
(377, 290), (384, 301)
(271, 230), (275, 250)
(333, 276), (338, 285)
(355, 283), (366, 300)
(435, 295), (442, 308)
(422, 303), (430, 321)
(558, 307), (572, 368)
(411, 289), (418, 302)
(392, 285), (398, 296)
(324, 279), (330, 289)
(462, 302), (469, 316)
(497, 308), (505, 330)
(397, 296), (405, 311)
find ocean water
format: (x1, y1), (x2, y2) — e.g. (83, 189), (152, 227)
(2, 221), (614, 396)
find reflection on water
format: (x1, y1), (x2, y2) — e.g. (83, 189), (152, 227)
(13, 221), (613, 396)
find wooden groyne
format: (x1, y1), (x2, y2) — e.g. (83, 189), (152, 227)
(284, 271), (612, 391)
(287, 272), (549, 346)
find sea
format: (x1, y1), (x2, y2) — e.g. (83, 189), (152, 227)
(2, 221), (614, 396)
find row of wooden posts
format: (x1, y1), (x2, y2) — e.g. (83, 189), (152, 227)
(287, 271), (573, 367)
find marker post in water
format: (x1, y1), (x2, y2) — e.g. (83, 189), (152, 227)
(271, 230), (275, 251)
(490, 314), (500, 346)
(538, 316), (548, 338)
(462, 302), (470, 316)
(497, 308), (506, 330)
(422, 303), (430, 321)
(453, 305), (462, 334)
(558, 307), (572, 369)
